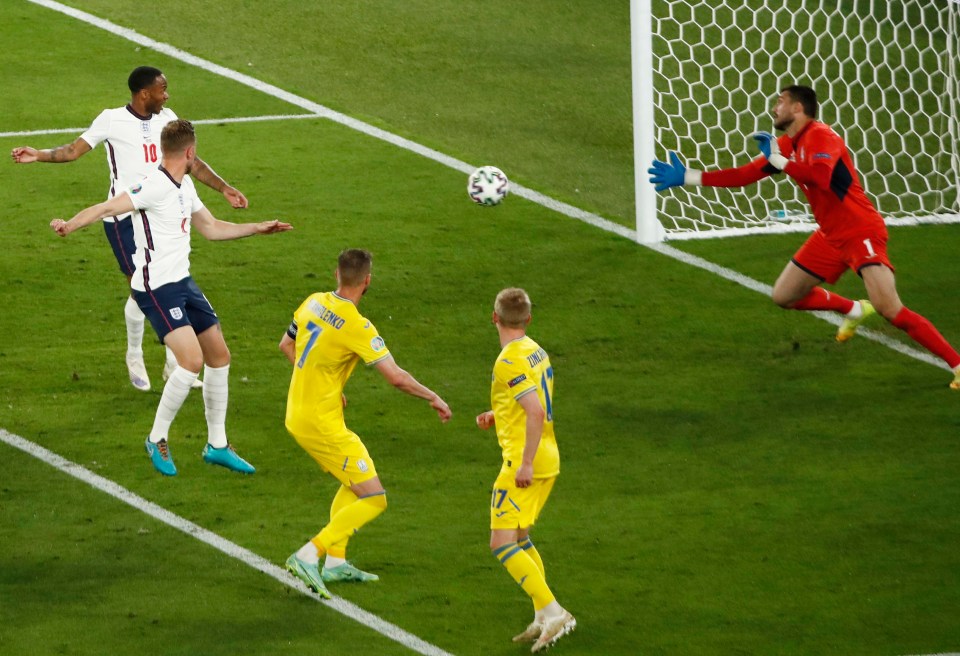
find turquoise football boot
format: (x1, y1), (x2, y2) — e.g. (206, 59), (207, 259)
(145, 437), (177, 476)
(202, 443), (255, 474)
(321, 561), (380, 583)
(285, 554), (331, 599)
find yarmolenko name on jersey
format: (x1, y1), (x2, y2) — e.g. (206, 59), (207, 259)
(307, 299), (346, 330)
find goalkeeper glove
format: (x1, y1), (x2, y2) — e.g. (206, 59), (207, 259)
(751, 132), (788, 171)
(648, 152), (701, 191)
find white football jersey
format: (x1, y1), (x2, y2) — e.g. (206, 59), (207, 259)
(126, 167), (204, 292)
(80, 105), (178, 223)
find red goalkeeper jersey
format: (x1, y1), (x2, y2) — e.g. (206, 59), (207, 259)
(702, 120), (886, 241)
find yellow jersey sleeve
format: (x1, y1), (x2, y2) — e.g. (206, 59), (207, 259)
(345, 318), (391, 365)
(493, 357), (538, 401)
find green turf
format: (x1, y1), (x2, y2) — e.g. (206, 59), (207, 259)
(2, 2), (960, 655)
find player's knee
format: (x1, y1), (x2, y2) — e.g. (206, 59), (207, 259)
(770, 289), (796, 309)
(874, 299), (902, 322)
(180, 354), (204, 373)
(362, 491), (387, 510)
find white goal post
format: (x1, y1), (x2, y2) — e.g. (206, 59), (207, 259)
(631, 0), (960, 243)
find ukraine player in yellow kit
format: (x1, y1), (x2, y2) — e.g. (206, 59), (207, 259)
(279, 248), (452, 598)
(475, 288), (575, 653)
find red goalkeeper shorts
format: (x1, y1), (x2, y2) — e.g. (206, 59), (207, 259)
(792, 228), (894, 284)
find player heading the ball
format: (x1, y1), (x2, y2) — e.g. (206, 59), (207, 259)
(51, 119), (292, 476)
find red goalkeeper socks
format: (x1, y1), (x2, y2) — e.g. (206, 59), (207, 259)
(891, 307), (960, 368)
(791, 287), (855, 314)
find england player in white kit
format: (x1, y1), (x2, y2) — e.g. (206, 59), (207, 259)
(50, 119), (291, 476)
(12, 66), (247, 392)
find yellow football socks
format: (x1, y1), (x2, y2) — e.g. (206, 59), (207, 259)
(518, 536), (545, 578)
(493, 542), (556, 610)
(312, 492), (387, 553)
(327, 485), (359, 558)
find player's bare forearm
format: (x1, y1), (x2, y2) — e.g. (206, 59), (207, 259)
(521, 413), (543, 467)
(190, 157), (225, 191)
(516, 392), (544, 487)
(279, 334), (296, 364)
(12, 138), (90, 164)
(52, 192), (135, 236)
(51, 202), (110, 236)
(191, 158), (248, 209)
(401, 375), (451, 419)
(376, 360), (451, 421)
(193, 209), (291, 240)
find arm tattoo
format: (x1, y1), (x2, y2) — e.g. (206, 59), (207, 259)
(46, 144), (72, 162)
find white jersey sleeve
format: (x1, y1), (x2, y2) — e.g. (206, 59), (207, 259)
(127, 174), (166, 211)
(79, 109), (112, 149)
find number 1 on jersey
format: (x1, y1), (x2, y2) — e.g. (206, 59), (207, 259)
(296, 320), (323, 369)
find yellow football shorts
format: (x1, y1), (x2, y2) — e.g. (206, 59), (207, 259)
(289, 428), (379, 488)
(489, 465), (556, 530)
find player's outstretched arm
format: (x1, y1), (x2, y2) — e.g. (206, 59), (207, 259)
(191, 207), (292, 241)
(375, 356), (452, 422)
(12, 138), (91, 164)
(51, 193), (136, 237)
(191, 157), (248, 209)
(648, 151), (702, 191)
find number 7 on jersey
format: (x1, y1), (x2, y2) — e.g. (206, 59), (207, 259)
(296, 321), (323, 368)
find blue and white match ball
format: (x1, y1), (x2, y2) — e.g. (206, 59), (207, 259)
(467, 165), (509, 206)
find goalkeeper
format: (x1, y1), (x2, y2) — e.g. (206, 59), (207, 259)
(649, 85), (960, 389)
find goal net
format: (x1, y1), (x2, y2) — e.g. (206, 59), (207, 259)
(647, 0), (960, 240)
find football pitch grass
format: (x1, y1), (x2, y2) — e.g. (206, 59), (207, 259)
(1, 1), (960, 655)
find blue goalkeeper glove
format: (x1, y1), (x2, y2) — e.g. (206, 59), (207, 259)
(648, 152), (700, 191)
(751, 131), (788, 171)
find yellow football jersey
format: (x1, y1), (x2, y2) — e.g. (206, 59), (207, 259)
(285, 291), (391, 439)
(490, 335), (559, 478)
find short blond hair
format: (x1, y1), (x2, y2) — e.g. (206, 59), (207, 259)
(160, 119), (195, 154)
(494, 288), (531, 328)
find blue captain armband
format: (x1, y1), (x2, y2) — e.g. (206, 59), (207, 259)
(286, 320), (298, 340)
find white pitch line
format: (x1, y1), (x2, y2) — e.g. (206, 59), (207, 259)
(0, 428), (454, 656)
(0, 113), (323, 139)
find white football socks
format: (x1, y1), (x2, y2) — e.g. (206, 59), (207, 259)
(296, 542), (320, 565)
(149, 366), (199, 443)
(124, 296), (145, 356)
(845, 301), (864, 320)
(203, 363), (230, 448)
(324, 555), (346, 569)
(537, 601), (564, 622)
(165, 346), (178, 369)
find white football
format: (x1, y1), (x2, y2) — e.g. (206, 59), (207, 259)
(467, 165), (509, 206)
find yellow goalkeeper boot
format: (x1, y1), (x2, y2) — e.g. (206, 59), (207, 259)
(836, 300), (876, 343)
(950, 366), (960, 390)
